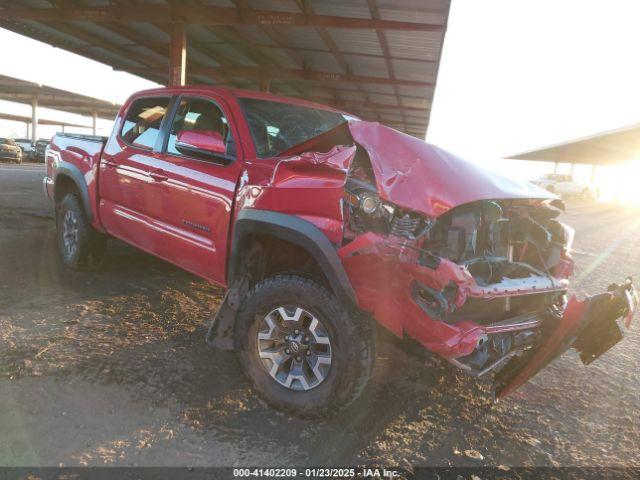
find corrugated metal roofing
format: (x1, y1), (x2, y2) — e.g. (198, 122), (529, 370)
(0, 0), (451, 138)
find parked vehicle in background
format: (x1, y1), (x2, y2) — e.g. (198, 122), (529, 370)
(531, 173), (593, 198)
(43, 86), (637, 417)
(14, 138), (35, 161)
(34, 139), (50, 162)
(0, 137), (23, 163)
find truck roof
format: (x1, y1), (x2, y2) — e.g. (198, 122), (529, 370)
(129, 85), (351, 116)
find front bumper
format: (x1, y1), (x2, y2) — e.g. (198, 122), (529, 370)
(494, 279), (638, 398)
(339, 232), (570, 358)
(340, 232), (637, 398)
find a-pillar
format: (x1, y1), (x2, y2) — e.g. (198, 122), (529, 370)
(31, 95), (38, 143)
(169, 23), (187, 87)
(92, 108), (98, 135)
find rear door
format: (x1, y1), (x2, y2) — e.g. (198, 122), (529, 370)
(98, 95), (173, 254)
(142, 94), (244, 284)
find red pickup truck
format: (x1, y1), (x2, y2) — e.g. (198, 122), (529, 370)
(44, 86), (637, 416)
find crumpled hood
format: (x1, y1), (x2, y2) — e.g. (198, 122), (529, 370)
(348, 121), (554, 217)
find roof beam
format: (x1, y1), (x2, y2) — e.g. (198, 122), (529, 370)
(124, 66), (434, 87)
(367, 0), (407, 133)
(0, 6), (443, 31)
(76, 40), (438, 66)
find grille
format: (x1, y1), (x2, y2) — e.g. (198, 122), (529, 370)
(390, 214), (423, 238)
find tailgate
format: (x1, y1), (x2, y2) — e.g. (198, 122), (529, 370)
(494, 279), (638, 399)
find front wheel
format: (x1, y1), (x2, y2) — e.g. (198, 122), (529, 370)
(56, 193), (106, 270)
(234, 275), (376, 417)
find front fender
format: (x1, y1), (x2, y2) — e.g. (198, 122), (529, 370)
(228, 208), (357, 308)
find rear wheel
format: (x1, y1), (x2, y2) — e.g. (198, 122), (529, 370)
(56, 193), (106, 269)
(234, 274), (375, 417)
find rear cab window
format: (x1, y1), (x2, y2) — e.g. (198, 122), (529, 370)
(120, 96), (171, 149)
(237, 98), (349, 158)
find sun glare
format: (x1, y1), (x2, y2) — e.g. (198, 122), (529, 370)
(595, 160), (640, 206)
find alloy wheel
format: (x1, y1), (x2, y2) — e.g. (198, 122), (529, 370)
(256, 306), (333, 391)
(62, 209), (79, 257)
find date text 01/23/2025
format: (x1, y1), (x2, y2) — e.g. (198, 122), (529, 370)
(233, 467), (401, 478)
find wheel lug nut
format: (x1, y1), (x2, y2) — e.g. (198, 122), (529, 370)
(296, 356), (301, 362)
(304, 336), (309, 342)
(294, 329), (299, 335)
(285, 349), (290, 354)
(306, 351), (311, 356)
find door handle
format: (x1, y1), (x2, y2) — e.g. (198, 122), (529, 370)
(149, 169), (168, 182)
(103, 160), (117, 168)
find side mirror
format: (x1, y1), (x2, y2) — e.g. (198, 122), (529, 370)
(176, 130), (234, 164)
(176, 130), (225, 154)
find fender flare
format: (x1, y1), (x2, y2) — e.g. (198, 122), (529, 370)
(54, 160), (93, 222)
(228, 209), (357, 308)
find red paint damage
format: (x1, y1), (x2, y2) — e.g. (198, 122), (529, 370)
(266, 119), (637, 394)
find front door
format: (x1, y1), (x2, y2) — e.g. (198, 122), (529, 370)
(147, 95), (243, 284)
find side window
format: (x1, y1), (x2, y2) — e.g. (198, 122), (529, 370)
(167, 97), (236, 160)
(120, 97), (170, 149)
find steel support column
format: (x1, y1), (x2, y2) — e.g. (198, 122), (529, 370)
(590, 164), (597, 184)
(553, 162), (559, 174)
(92, 108), (98, 135)
(570, 162), (575, 175)
(31, 95), (38, 142)
(169, 23), (187, 87)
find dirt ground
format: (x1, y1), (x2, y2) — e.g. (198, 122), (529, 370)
(0, 163), (638, 468)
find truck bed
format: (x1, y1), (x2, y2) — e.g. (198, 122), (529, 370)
(44, 133), (110, 227)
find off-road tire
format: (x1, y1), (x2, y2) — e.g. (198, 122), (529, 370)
(56, 193), (106, 270)
(234, 274), (376, 417)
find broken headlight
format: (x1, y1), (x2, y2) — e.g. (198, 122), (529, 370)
(345, 181), (431, 240)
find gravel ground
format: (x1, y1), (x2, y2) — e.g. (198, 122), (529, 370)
(0, 163), (638, 468)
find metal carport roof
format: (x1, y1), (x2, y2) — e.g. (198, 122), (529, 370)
(0, 73), (120, 119)
(0, 0), (451, 139)
(0, 111), (90, 129)
(508, 122), (640, 166)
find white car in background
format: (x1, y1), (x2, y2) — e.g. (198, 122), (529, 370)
(531, 174), (593, 198)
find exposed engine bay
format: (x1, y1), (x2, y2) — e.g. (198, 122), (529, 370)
(341, 154), (580, 376)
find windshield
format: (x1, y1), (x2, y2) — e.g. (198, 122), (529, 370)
(238, 98), (348, 158)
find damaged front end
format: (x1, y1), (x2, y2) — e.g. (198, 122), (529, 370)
(333, 121), (637, 398)
(233, 119), (637, 398)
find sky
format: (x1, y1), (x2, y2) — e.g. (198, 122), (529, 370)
(0, 0), (639, 185)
